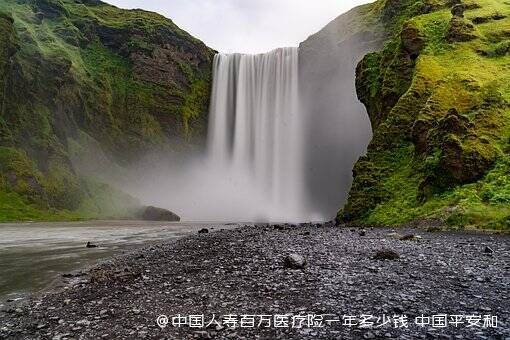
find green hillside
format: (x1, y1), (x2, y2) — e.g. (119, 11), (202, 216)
(0, 0), (213, 221)
(341, 0), (510, 230)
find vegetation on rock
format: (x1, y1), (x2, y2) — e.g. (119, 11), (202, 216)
(0, 0), (213, 221)
(341, 0), (510, 230)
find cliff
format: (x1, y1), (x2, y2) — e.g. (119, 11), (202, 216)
(341, 0), (510, 229)
(299, 3), (384, 218)
(0, 0), (214, 221)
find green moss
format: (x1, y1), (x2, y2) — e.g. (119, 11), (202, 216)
(182, 78), (211, 137)
(344, 0), (510, 230)
(0, 190), (80, 222)
(0, 0), (213, 220)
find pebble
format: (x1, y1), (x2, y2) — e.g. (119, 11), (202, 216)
(1, 225), (508, 339)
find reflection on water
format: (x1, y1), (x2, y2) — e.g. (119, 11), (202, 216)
(0, 220), (218, 303)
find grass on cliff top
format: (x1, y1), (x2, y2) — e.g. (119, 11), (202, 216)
(1, 0), (208, 137)
(60, 0), (201, 44)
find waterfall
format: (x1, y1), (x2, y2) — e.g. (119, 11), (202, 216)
(207, 47), (306, 222)
(120, 42), (371, 223)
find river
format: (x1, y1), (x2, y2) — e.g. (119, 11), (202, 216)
(0, 221), (225, 304)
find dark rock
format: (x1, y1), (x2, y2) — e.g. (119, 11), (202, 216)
(6, 171), (17, 185)
(198, 228), (209, 234)
(447, 17), (478, 42)
(439, 134), (497, 185)
(412, 118), (436, 153)
(140, 206), (180, 222)
(30, 0), (69, 19)
(363, 331), (376, 339)
(472, 16), (490, 24)
(63, 272), (86, 278)
(401, 22), (425, 58)
(324, 221), (335, 228)
(438, 108), (472, 135)
(86, 242), (98, 248)
(284, 254), (307, 270)
(273, 224), (285, 231)
(373, 249), (400, 261)
(359, 230), (367, 237)
(484, 246), (494, 254)
(492, 12), (507, 21)
(400, 234), (420, 241)
(446, 0), (462, 7)
(419, 1), (443, 14)
(451, 4), (465, 17)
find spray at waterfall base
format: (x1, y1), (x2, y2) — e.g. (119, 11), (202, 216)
(123, 46), (372, 223)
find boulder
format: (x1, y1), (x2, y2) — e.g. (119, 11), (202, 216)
(451, 4), (465, 18)
(139, 206), (180, 222)
(284, 254), (307, 270)
(439, 136), (498, 185)
(373, 249), (400, 260)
(86, 242), (98, 248)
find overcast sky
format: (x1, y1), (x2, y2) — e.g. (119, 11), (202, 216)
(103, 0), (373, 54)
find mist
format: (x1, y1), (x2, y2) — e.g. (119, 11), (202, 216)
(121, 49), (317, 223)
(299, 14), (382, 218)
(71, 4), (382, 223)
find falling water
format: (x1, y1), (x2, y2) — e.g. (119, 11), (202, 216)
(207, 48), (306, 222)
(79, 15), (376, 223)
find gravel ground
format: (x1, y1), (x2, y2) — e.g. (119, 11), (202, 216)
(0, 224), (509, 339)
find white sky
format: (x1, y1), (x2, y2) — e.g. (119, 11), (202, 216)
(103, 0), (373, 54)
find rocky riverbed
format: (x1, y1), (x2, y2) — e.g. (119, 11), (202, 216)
(0, 224), (509, 339)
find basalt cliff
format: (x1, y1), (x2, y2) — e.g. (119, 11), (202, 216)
(341, 0), (510, 230)
(0, 0), (213, 220)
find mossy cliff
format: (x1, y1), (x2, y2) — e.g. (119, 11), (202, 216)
(341, 0), (510, 229)
(0, 0), (214, 221)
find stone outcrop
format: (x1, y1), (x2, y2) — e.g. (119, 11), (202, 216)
(139, 206), (181, 222)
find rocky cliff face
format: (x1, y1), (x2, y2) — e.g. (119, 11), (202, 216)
(0, 0), (214, 221)
(298, 3), (384, 218)
(341, 0), (510, 229)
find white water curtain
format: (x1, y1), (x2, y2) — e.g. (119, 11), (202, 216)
(208, 48), (306, 222)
